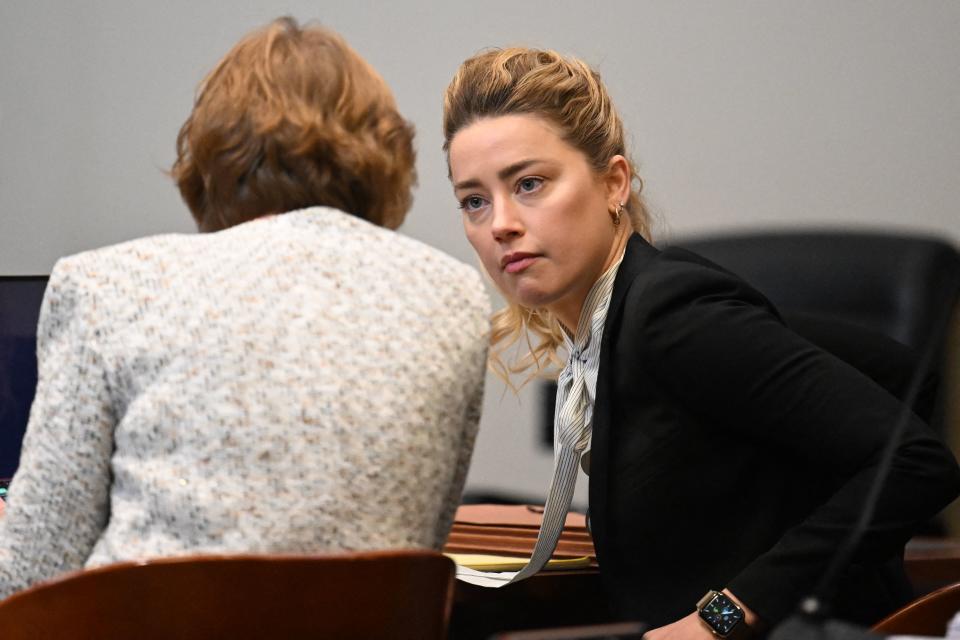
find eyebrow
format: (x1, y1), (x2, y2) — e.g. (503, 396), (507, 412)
(453, 159), (543, 191)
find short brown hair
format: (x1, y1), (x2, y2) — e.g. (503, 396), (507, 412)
(172, 17), (416, 232)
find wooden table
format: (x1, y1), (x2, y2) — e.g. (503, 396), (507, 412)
(445, 506), (960, 639)
(904, 537), (960, 595)
(445, 505), (608, 639)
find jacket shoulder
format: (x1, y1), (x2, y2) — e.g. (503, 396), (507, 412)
(619, 241), (777, 318)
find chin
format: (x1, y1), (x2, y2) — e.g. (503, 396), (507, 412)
(512, 287), (557, 311)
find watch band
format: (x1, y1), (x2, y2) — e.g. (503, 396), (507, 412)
(697, 590), (720, 610)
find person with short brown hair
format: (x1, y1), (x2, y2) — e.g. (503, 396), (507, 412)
(172, 16), (416, 232)
(0, 18), (489, 601)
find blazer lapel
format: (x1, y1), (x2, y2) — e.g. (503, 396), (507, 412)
(588, 234), (660, 558)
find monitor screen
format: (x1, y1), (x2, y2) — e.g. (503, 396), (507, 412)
(0, 276), (48, 478)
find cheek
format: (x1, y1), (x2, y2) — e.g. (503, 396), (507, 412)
(464, 227), (501, 279)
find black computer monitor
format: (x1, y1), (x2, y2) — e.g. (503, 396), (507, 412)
(0, 276), (48, 478)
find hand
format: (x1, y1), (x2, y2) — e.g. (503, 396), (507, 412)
(0, 499), (5, 518)
(644, 611), (714, 640)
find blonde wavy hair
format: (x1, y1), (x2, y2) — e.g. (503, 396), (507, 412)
(172, 17), (416, 232)
(443, 47), (652, 387)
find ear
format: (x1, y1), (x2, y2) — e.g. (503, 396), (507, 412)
(603, 155), (632, 207)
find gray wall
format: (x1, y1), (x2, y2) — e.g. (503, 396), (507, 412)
(2, 1), (958, 505)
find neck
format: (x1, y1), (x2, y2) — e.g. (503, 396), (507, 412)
(553, 227), (630, 333)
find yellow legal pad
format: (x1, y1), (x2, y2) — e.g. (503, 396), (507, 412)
(445, 553), (591, 572)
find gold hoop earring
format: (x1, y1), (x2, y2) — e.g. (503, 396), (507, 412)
(611, 202), (624, 226)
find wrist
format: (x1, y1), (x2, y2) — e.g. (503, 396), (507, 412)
(721, 589), (760, 629)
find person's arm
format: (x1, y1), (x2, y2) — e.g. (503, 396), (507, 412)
(0, 257), (116, 600)
(630, 255), (960, 628)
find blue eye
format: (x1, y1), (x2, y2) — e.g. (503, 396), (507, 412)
(517, 177), (543, 193)
(459, 195), (486, 213)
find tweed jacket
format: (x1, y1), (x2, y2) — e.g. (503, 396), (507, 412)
(588, 234), (960, 627)
(0, 207), (490, 600)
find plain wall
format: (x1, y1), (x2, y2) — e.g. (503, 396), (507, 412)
(2, 1), (958, 505)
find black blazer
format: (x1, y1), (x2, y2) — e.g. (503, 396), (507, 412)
(588, 234), (960, 627)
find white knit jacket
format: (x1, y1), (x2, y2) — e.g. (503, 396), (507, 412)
(0, 207), (490, 599)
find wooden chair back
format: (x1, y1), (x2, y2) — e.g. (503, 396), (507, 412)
(0, 550), (454, 640)
(872, 581), (960, 636)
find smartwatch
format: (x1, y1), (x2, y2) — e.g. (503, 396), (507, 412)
(697, 590), (745, 638)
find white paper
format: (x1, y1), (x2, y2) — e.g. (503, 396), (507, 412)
(454, 564), (522, 588)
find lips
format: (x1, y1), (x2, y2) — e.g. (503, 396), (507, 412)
(501, 252), (540, 274)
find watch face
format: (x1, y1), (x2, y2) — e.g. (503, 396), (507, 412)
(699, 593), (743, 636)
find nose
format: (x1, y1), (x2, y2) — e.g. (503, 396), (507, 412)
(490, 198), (524, 242)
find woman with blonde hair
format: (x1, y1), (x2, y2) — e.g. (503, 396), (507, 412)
(443, 48), (959, 635)
(0, 17), (489, 600)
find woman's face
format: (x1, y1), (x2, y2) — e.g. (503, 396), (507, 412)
(449, 114), (628, 328)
